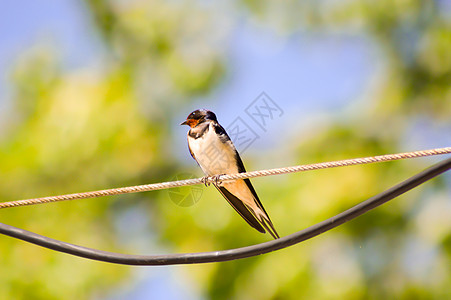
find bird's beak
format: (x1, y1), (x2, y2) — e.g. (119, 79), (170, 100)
(180, 120), (188, 126)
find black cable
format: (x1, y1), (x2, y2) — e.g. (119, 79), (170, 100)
(1, 157), (450, 266)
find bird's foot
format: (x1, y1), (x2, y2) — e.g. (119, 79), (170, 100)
(201, 176), (211, 187)
(212, 174), (225, 186)
(201, 174), (225, 186)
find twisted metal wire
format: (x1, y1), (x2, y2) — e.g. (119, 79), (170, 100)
(1, 157), (450, 265)
(1, 147), (450, 209)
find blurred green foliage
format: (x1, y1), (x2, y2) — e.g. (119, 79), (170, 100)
(0, 0), (450, 299)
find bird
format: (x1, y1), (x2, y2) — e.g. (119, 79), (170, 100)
(181, 109), (279, 239)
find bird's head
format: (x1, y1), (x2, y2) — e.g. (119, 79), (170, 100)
(180, 109), (217, 128)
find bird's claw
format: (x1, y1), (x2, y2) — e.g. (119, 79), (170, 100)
(201, 176), (210, 187)
(212, 174), (224, 186)
(201, 174), (224, 187)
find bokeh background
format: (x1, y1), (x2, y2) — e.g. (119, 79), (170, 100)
(1, 1), (450, 299)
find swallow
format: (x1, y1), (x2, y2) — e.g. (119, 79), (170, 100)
(181, 109), (279, 239)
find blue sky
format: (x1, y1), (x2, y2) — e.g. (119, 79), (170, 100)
(0, 2), (374, 298)
(0, 1), (101, 103)
(1, 1), (449, 299)
(0, 2), (375, 297)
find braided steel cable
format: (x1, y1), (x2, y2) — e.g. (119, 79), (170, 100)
(0, 147), (450, 209)
(1, 157), (450, 265)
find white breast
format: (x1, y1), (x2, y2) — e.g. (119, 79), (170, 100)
(188, 123), (239, 176)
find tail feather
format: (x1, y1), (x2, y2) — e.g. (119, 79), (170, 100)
(260, 214), (280, 239)
(251, 207), (280, 239)
(215, 185), (266, 234)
